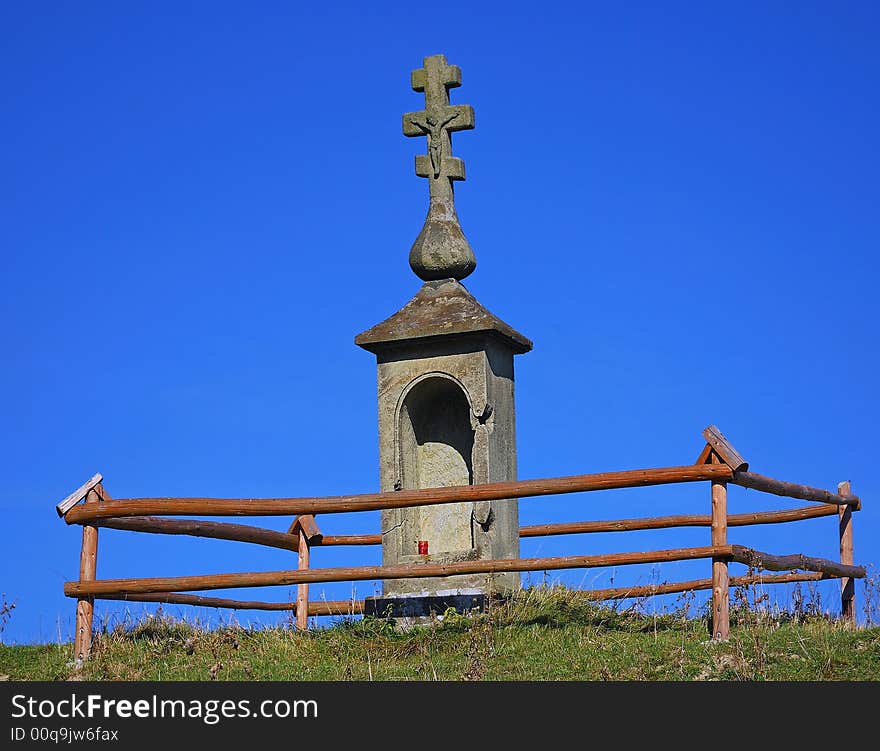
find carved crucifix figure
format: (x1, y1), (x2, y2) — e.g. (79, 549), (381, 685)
(402, 55), (475, 201)
(408, 110), (460, 178)
(402, 54), (478, 282)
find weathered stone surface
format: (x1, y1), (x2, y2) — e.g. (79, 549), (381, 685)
(403, 54), (477, 282)
(355, 54), (532, 604)
(355, 278), (533, 355)
(408, 201), (476, 282)
(379, 339), (521, 595)
(403, 55), (473, 192)
(357, 301), (529, 596)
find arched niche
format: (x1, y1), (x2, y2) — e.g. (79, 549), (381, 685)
(397, 374), (475, 556)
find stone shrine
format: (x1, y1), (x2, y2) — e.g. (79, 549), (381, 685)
(356, 55), (531, 612)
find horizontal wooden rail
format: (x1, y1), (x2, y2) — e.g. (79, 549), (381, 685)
(729, 545), (865, 579)
(323, 506), (843, 546)
(584, 571), (835, 601)
(726, 505), (842, 526)
(732, 471), (860, 507)
(521, 515), (710, 537)
(92, 503), (843, 551)
(96, 517), (300, 551)
(93, 572), (834, 613)
(320, 534), (383, 546)
(64, 545), (732, 597)
(63, 464), (734, 524)
(519, 504), (841, 537)
(99, 592), (363, 615)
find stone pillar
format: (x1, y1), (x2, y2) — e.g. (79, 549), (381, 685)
(355, 55), (531, 612)
(356, 278), (531, 599)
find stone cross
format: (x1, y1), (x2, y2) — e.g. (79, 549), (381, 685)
(355, 54), (532, 616)
(402, 55), (477, 282)
(402, 55), (475, 202)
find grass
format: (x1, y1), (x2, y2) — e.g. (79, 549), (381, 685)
(2, 586), (879, 681)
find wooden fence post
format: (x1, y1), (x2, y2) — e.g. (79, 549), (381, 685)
(838, 480), (855, 625)
(73, 486), (101, 665)
(288, 515), (321, 631)
(711, 474), (730, 640)
(297, 527), (310, 631)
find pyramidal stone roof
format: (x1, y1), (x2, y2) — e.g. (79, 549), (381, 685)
(355, 278), (532, 355)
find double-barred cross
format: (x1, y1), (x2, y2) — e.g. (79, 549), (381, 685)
(402, 55), (475, 201)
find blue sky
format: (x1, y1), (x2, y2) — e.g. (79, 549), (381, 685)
(2, 3), (878, 644)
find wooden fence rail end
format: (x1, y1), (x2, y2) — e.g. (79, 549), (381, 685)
(702, 426), (749, 472)
(729, 545), (865, 579)
(732, 471), (860, 507)
(56, 473), (103, 517)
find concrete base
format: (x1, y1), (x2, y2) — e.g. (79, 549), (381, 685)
(364, 590), (486, 625)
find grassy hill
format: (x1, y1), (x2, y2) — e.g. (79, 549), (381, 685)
(2, 588), (879, 681)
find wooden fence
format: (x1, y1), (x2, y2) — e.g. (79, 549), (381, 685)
(55, 426), (865, 664)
